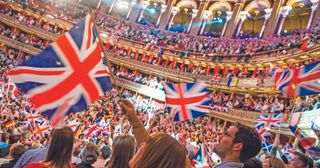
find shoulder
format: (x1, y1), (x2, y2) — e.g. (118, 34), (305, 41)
(25, 162), (46, 168)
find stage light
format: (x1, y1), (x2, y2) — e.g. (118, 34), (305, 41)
(117, 1), (129, 8)
(150, 8), (156, 14)
(218, 19), (223, 23)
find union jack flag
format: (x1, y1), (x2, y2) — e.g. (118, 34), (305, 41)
(274, 62), (320, 97)
(256, 114), (282, 129)
(162, 81), (211, 121)
(284, 143), (294, 160)
(24, 107), (42, 126)
(7, 14), (112, 119)
(256, 114), (281, 140)
(33, 120), (51, 139)
(192, 143), (209, 168)
(289, 125), (316, 150)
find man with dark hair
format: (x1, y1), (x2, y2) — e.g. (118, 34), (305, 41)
(213, 122), (262, 168)
(290, 151), (313, 168)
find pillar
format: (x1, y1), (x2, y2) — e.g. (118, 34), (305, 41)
(221, 11), (233, 37)
(276, 6), (292, 36)
(167, 7), (180, 30)
(259, 8), (272, 37)
(158, 0), (177, 29)
(199, 10), (212, 35)
(224, 1), (245, 37)
(307, 1), (319, 30)
(126, 0), (137, 20)
(187, 9), (198, 32)
(137, 1), (150, 22)
(263, 0), (285, 37)
(235, 11), (248, 37)
(190, 0), (210, 35)
(311, 0), (320, 29)
(156, 4), (167, 27)
(108, 0), (117, 14)
(128, 0), (143, 22)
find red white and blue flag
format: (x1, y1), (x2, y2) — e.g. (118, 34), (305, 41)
(7, 15), (112, 120)
(162, 81), (211, 121)
(33, 120), (51, 139)
(192, 143), (209, 168)
(256, 114), (282, 140)
(289, 125), (316, 150)
(284, 143), (294, 160)
(274, 62), (320, 97)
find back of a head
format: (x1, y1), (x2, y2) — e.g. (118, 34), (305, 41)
(10, 143), (26, 160)
(292, 151), (312, 168)
(234, 122), (262, 162)
(81, 142), (99, 166)
(133, 132), (186, 168)
(244, 157), (262, 168)
(45, 126), (74, 168)
(100, 145), (111, 160)
(108, 135), (135, 168)
(265, 155), (286, 168)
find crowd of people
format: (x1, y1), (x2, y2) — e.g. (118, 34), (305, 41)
(2, 0), (320, 62)
(0, 1), (319, 168)
(0, 23), (47, 49)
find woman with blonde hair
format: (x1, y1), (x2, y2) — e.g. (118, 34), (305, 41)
(262, 155), (287, 168)
(107, 135), (135, 168)
(120, 99), (191, 168)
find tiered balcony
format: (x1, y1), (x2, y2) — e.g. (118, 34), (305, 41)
(0, 35), (296, 136)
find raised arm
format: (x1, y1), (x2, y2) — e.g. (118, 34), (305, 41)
(120, 99), (149, 146)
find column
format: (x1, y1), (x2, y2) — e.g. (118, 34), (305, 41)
(263, 0), (285, 37)
(167, 7), (180, 30)
(156, 4), (167, 27)
(137, 1), (150, 22)
(126, 0), (137, 20)
(259, 8), (272, 37)
(235, 11), (248, 37)
(311, 1), (320, 29)
(199, 10), (212, 35)
(108, 0), (117, 14)
(129, 0), (143, 22)
(158, 0), (177, 29)
(190, 0), (210, 35)
(307, 0), (319, 30)
(221, 11), (233, 37)
(224, 1), (245, 37)
(187, 9), (198, 32)
(276, 6), (292, 36)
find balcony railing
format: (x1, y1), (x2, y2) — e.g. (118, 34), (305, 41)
(0, 36), (295, 134)
(1, 3), (319, 66)
(108, 54), (275, 88)
(0, 35), (41, 55)
(0, 13), (58, 41)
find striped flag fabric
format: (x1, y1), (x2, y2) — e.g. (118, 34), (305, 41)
(289, 125), (316, 150)
(7, 14), (112, 123)
(162, 81), (211, 121)
(4, 120), (14, 128)
(227, 77), (239, 87)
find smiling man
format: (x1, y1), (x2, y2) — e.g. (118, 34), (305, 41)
(214, 122), (262, 168)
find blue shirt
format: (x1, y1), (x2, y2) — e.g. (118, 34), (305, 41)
(13, 147), (48, 168)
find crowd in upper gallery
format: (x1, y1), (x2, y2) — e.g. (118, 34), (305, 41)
(0, 0), (319, 60)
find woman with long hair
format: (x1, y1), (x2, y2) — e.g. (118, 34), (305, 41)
(25, 126), (75, 168)
(120, 99), (192, 168)
(107, 135), (135, 168)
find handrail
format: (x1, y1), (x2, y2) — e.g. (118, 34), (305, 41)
(0, 13), (58, 41)
(0, 35), (41, 55)
(2, 2), (318, 66)
(108, 54), (275, 88)
(0, 35), (294, 134)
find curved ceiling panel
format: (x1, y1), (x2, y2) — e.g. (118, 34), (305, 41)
(245, 0), (271, 11)
(176, 0), (198, 9)
(208, 1), (232, 11)
(287, 0), (310, 6)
